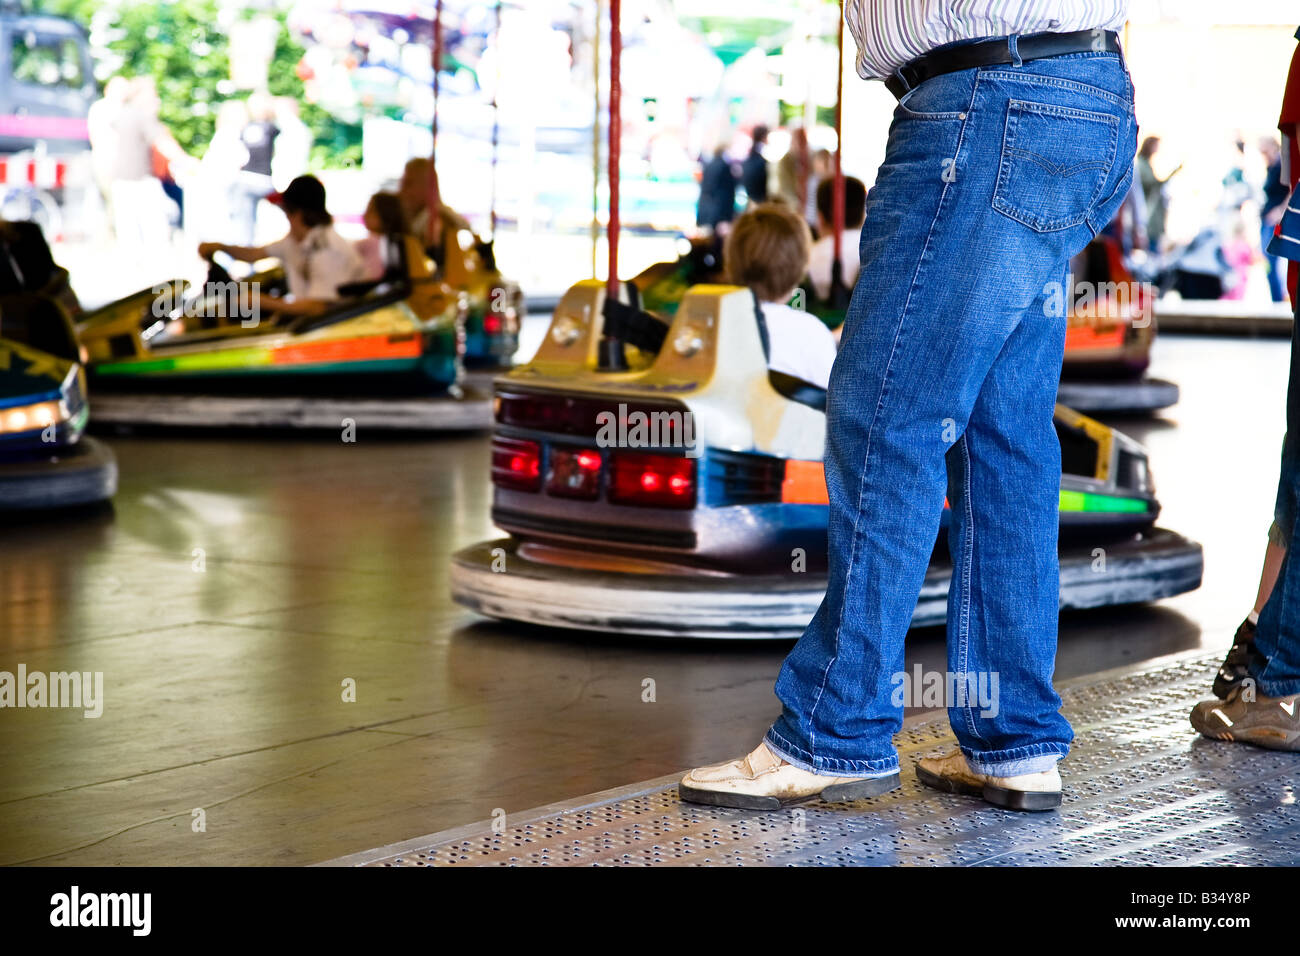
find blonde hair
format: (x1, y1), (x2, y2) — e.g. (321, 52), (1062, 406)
(724, 202), (811, 302)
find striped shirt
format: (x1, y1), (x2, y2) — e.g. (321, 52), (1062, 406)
(845, 1), (1129, 80)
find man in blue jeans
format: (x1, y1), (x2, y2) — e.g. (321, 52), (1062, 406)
(680, 3), (1137, 812)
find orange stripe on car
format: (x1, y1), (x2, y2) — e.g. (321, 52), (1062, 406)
(272, 334), (422, 366)
(782, 460), (828, 504)
(1065, 325), (1126, 350)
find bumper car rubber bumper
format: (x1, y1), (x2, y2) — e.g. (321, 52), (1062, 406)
(451, 529), (1204, 639)
(87, 389), (494, 431)
(1055, 378), (1179, 414)
(0, 437), (118, 510)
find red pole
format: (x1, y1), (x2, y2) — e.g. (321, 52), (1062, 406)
(432, 0), (442, 147)
(607, 0), (621, 296)
(490, 0), (501, 236)
(832, 0), (845, 264)
(427, 0), (443, 244)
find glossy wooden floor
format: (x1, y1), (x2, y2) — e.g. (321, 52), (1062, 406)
(0, 333), (1289, 865)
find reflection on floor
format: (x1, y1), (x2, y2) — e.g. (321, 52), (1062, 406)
(0, 334), (1291, 865)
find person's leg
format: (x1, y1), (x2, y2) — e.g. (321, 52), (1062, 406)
(943, 276), (1072, 775)
(1194, 287), (1300, 744)
(1252, 295), (1300, 696)
(1255, 534), (1287, 615)
(1263, 221), (1286, 303)
(765, 52), (1136, 778)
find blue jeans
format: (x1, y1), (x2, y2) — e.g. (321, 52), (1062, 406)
(766, 46), (1138, 778)
(1254, 294), (1300, 696)
(1263, 221), (1287, 304)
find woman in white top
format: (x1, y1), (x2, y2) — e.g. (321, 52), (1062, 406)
(198, 175), (365, 319)
(723, 202), (838, 390)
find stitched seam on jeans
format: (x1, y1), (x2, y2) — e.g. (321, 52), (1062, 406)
(955, 433), (983, 744)
(805, 74), (981, 752)
(1091, 154), (1136, 233)
(992, 102), (1119, 232)
(977, 69), (1127, 108)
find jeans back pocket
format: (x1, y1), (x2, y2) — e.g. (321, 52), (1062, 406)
(991, 99), (1119, 232)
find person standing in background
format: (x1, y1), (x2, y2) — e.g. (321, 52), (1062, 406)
(805, 149), (832, 231)
(191, 99), (250, 244)
(1138, 135), (1181, 253)
(1102, 164), (1148, 256)
(741, 125), (769, 206)
(109, 77), (189, 252)
(1261, 136), (1289, 303)
(1221, 136), (1252, 213)
(775, 127), (809, 212)
(235, 92), (280, 245)
(87, 77), (128, 239)
(271, 97), (313, 193)
(696, 143), (738, 232)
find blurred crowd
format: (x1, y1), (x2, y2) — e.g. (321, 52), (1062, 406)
(85, 77), (311, 250)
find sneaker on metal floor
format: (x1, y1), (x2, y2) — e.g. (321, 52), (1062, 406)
(1213, 618), (1257, 699)
(1190, 684), (1300, 751)
(678, 741), (901, 810)
(915, 748), (1062, 812)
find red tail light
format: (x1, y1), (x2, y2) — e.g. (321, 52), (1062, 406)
(609, 452), (696, 508)
(492, 436), (542, 491)
(547, 446), (602, 499)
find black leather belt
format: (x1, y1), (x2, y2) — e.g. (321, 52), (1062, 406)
(885, 29), (1122, 101)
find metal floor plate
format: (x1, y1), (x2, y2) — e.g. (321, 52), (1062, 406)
(326, 652), (1300, 867)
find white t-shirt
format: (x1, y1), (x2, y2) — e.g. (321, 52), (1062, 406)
(264, 225), (366, 301)
(761, 301), (838, 391)
(808, 228), (862, 301)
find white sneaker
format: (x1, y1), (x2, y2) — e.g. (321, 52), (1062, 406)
(916, 748), (1062, 811)
(679, 741), (900, 810)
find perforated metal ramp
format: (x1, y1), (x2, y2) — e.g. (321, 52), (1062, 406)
(325, 652), (1300, 867)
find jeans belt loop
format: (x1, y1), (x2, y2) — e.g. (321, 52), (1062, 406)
(1008, 33), (1023, 67)
(891, 65), (910, 96)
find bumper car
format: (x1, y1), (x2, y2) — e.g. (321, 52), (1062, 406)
(449, 280), (1203, 639)
(1056, 236), (1180, 414)
(74, 237), (493, 431)
(635, 234), (1179, 416)
(0, 292), (116, 510)
(440, 232), (523, 373)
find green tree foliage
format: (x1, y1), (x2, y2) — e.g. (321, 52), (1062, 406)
(264, 18), (363, 170)
(107, 0), (228, 155)
(30, 0), (362, 168)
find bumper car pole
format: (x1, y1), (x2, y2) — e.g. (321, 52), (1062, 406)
(426, 0), (443, 250)
(830, 0), (847, 305)
(491, 0), (502, 239)
(607, 0), (621, 299)
(591, 0), (601, 277)
(596, 0), (626, 371)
